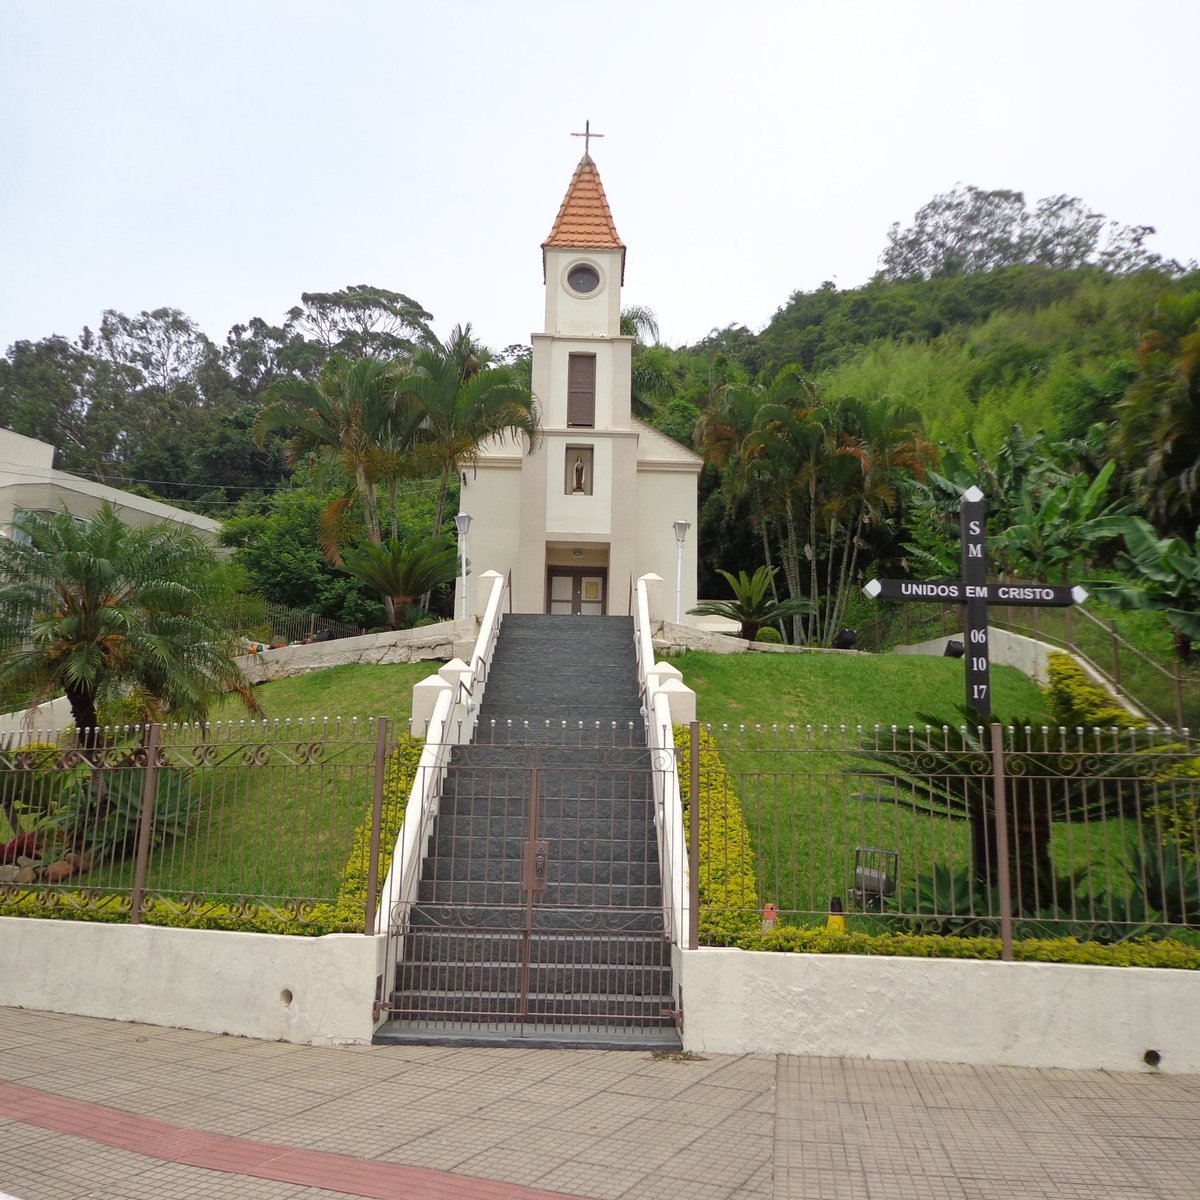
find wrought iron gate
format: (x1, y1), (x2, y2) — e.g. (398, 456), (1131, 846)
(380, 741), (674, 1035)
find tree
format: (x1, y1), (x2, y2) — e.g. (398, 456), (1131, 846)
(254, 355), (421, 578)
(1088, 517), (1200, 662)
(689, 566), (813, 641)
(0, 504), (260, 740)
(879, 185), (1181, 281)
(339, 536), (459, 630)
(1112, 292), (1200, 538)
(400, 325), (540, 540)
(284, 285), (435, 362)
(218, 480), (385, 628)
(620, 306), (677, 420)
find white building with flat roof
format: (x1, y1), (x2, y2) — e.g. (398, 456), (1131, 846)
(0, 428), (221, 541)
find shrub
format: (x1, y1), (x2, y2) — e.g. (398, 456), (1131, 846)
(674, 724), (759, 941)
(724, 925), (1200, 969)
(1044, 651), (1142, 730)
(755, 627), (784, 644)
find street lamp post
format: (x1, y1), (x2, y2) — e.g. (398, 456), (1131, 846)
(672, 519), (690, 624)
(454, 512), (471, 621)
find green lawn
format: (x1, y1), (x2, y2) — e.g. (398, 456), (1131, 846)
(7, 662), (437, 909)
(668, 650), (1160, 932)
(207, 661), (435, 730)
(673, 649), (1050, 729)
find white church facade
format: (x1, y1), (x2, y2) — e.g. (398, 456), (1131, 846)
(459, 152), (701, 618)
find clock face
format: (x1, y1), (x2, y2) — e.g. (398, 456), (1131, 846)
(567, 264), (600, 294)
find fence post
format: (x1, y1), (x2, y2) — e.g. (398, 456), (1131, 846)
(1109, 621), (1122, 690)
(688, 720), (700, 951)
(364, 717), (391, 936)
(988, 722), (1013, 962)
(129, 723), (162, 926)
(1174, 664), (1185, 732)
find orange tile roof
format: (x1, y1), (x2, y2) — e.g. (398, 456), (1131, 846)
(542, 154), (626, 281)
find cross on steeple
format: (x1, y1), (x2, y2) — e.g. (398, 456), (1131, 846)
(571, 120), (604, 156)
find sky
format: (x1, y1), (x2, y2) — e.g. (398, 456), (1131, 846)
(4, 0), (1198, 358)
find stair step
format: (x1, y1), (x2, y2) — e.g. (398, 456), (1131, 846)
(397, 962), (671, 995)
(409, 903), (666, 933)
(415, 881), (662, 907)
(391, 991), (672, 1021)
(421, 857), (659, 886)
(402, 930), (669, 966)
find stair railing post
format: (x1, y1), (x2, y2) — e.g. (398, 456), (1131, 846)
(688, 720), (700, 951)
(129, 723), (162, 926)
(365, 717), (390, 935)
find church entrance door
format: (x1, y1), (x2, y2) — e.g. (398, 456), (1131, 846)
(546, 568), (607, 615)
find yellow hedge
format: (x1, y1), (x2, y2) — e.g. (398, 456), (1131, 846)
(729, 925), (1200, 968)
(1044, 651), (1142, 730)
(674, 724), (760, 942)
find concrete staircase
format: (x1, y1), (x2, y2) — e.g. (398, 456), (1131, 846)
(376, 614), (680, 1049)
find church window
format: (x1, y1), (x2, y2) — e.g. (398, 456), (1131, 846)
(567, 263), (600, 294)
(565, 445), (593, 495)
(567, 354), (596, 427)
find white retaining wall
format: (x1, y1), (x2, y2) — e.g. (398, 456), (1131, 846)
(234, 618), (474, 685)
(0, 918), (381, 1045)
(6, 913), (1197, 1071)
(679, 947), (1200, 1073)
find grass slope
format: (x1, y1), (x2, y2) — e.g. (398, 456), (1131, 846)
(671, 650), (1061, 926)
(674, 650), (1050, 728)
(207, 661), (433, 729)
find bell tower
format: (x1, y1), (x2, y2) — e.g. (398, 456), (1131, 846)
(459, 136), (701, 622)
(509, 149), (638, 615)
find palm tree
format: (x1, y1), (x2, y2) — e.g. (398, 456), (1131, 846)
(0, 505), (260, 741)
(689, 566), (813, 641)
(400, 325), (540, 540)
(620, 305), (676, 419)
(1112, 292), (1200, 539)
(339, 536), (459, 630)
(698, 367), (814, 631)
(254, 355), (419, 556)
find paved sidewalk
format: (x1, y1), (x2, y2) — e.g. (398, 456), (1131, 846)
(0, 1008), (1198, 1200)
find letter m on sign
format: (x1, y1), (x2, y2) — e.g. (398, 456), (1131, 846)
(968, 544), (983, 558)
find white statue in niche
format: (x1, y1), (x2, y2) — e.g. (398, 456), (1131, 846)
(572, 455), (586, 493)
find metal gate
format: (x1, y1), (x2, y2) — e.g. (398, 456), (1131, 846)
(379, 740), (675, 1036)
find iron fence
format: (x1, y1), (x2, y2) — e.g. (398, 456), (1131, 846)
(228, 598), (370, 647)
(696, 722), (1200, 954)
(0, 719), (395, 930)
(861, 599), (1197, 731)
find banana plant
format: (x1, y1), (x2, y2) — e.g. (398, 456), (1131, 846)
(1088, 517), (1200, 661)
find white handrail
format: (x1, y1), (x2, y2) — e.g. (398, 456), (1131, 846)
(374, 686), (454, 934)
(633, 575), (688, 948)
(449, 572), (508, 741)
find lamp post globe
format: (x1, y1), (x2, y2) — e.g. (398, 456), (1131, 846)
(454, 514), (471, 621)
(672, 520), (690, 624)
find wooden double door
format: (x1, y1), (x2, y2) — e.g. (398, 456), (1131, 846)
(547, 568), (607, 615)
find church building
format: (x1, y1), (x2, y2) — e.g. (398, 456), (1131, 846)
(459, 150), (701, 618)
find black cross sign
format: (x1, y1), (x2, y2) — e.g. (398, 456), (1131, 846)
(863, 485), (1089, 718)
(571, 120), (604, 156)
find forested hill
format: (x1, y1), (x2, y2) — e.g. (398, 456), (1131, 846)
(657, 264), (1200, 454)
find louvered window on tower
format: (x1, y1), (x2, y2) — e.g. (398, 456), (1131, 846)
(567, 354), (596, 427)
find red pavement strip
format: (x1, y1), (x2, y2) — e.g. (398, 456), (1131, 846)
(0, 1080), (586, 1200)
